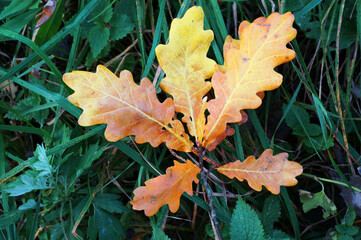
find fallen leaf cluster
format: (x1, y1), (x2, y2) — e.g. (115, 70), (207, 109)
(63, 6), (303, 216)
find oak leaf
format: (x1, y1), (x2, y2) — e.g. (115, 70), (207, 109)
(130, 160), (200, 216)
(156, 6), (216, 141)
(217, 149), (303, 194)
(63, 65), (192, 152)
(203, 12), (297, 150)
(35, 0), (57, 29)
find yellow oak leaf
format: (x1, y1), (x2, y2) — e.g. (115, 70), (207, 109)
(203, 12), (297, 150)
(217, 149), (303, 194)
(156, 6), (216, 140)
(63, 65), (193, 152)
(131, 160), (200, 216)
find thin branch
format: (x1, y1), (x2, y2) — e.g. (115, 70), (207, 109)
(198, 147), (223, 240)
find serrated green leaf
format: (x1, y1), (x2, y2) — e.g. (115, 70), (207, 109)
(0, 0), (39, 20)
(336, 224), (348, 234)
(94, 205), (124, 239)
(89, 0), (113, 23)
(109, 2), (134, 41)
(261, 195), (281, 235)
(293, 123), (321, 137)
(292, 0), (357, 50)
(88, 24), (110, 58)
(5, 95), (49, 125)
(300, 190), (337, 218)
(303, 134), (334, 151)
(230, 198), (264, 240)
(51, 220), (74, 240)
(66, 143), (106, 185)
(267, 229), (293, 240)
(32, 144), (52, 176)
(85, 42), (111, 68)
(3, 170), (50, 196)
(151, 223), (171, 240)
(345, 226), (359, 236)
(93, 193), (130, 214)
(283, 104), (310, 129)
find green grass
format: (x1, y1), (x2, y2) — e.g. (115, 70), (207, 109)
(1, 0), (361, 239)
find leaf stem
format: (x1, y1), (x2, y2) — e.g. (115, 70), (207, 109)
(198, 147), (223, 240)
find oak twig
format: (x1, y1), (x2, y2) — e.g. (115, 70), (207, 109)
(198, 147), (223, 240)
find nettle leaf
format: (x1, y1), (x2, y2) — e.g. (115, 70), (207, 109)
(230, 198), (265, 240)
(88, 23), (110, 58)
(94, 205), (124, 239)
(151, 223), (171, 240)
(5, 95), (49, 125)
(156, 6), (216, 140)
(63, 65), (192, 152)
(261, 195), (281, 234)
(282, 104), (333, 151)
(203, 12), (297, 150)
(93, 193), (130, 214)
(109, 0), (134, 41)
(299, 189), (337, 218)
(130, 160), (200, 216)
(217, 149), (303, 194)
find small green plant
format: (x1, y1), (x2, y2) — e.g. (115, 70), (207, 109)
(327, 206), (359, 240)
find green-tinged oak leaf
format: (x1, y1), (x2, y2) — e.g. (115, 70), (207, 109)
(299, 190), (337, 218)
(63, 65), (192, 152)
(156, 6), (216, 140)
(217, 149), (303, 194)
(130, 160), (200, 216)
(203, 12), (296, 150)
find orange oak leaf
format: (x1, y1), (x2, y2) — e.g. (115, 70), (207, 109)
(63, 65), (193, 152)
(203, 12), (297, 150)
(217, 149), (303, 194)
(131, 160), (200, 216)
(35, 0), (57, 29)
(156, 6), (216, 141)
